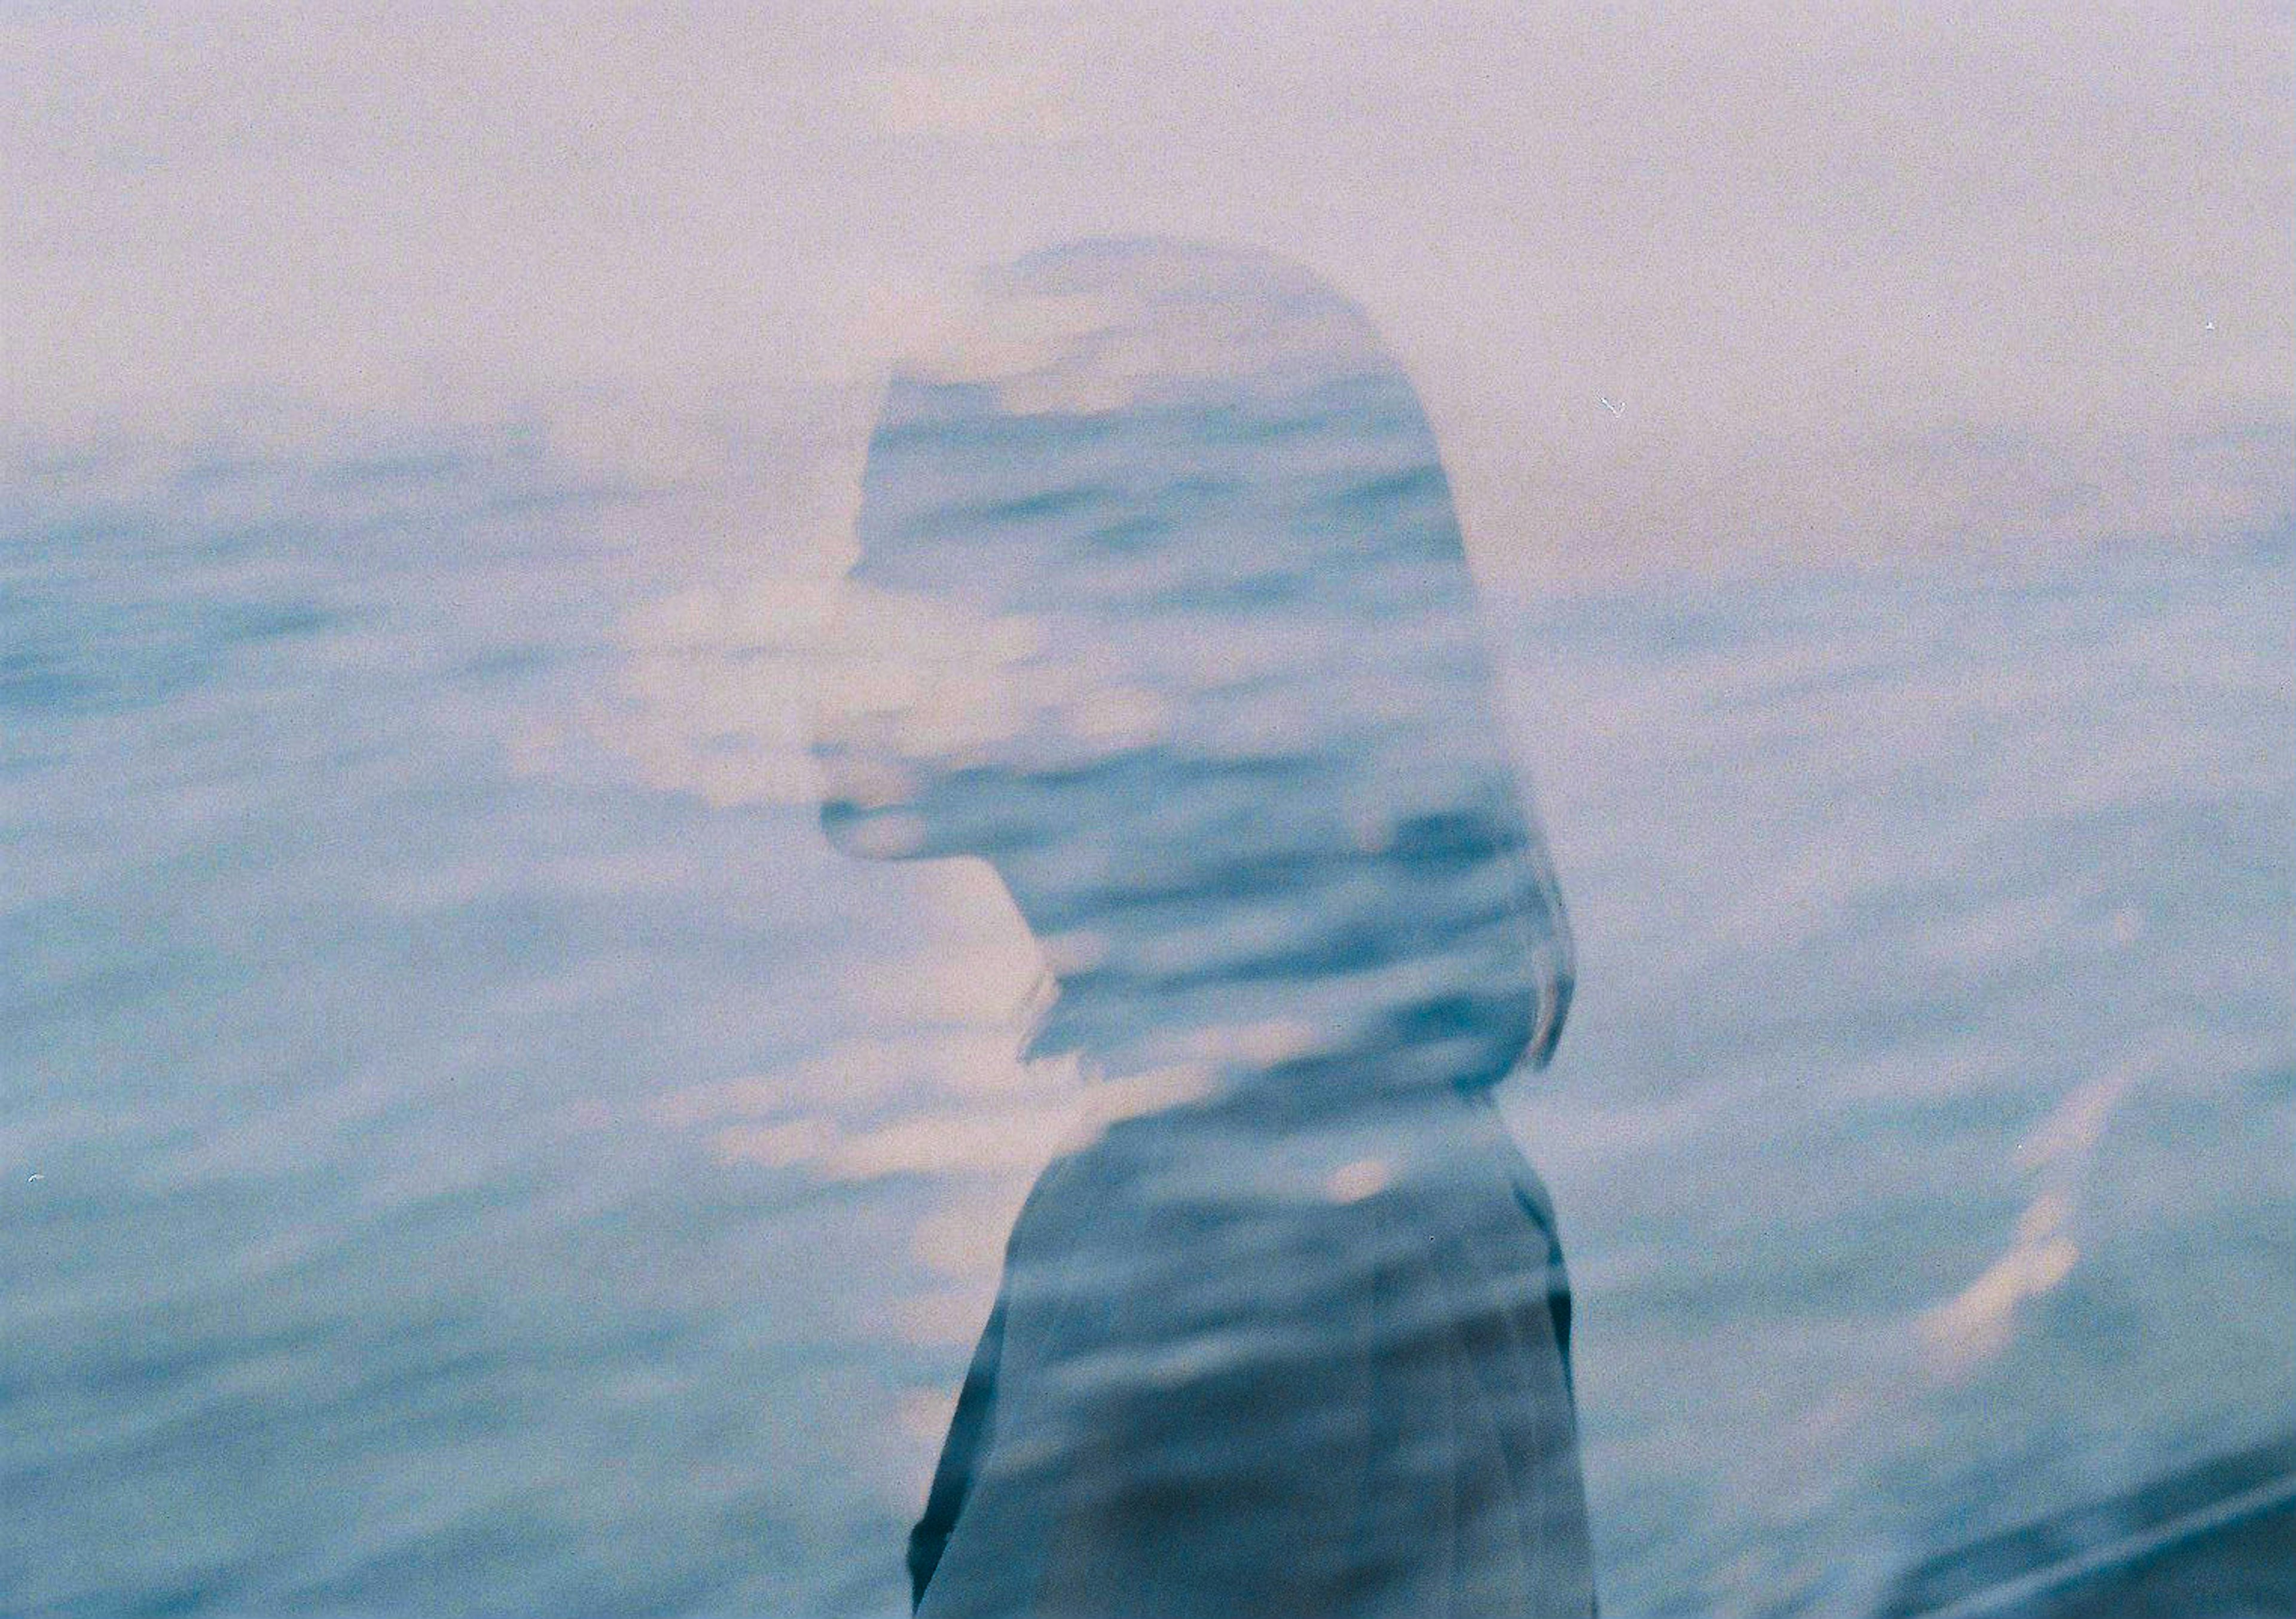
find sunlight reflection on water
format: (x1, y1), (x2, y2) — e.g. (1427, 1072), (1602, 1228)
(2, 419), (2290, 1614)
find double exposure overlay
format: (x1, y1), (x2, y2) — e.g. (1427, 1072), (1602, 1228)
(817, 240), (1589, 1615)
(6, 9), (2291, 1616)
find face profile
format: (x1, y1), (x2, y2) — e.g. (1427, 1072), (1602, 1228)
(816, 236), (1572, 1102)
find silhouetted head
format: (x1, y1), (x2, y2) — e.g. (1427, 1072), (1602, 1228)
(815, 239), (1570, 1100)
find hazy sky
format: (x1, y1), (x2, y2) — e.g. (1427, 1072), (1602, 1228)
(8, 2), (2290, 582)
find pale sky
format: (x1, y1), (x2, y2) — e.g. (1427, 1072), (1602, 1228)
(7, 2), (2290, 584)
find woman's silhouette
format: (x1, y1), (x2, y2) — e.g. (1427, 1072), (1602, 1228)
(815, 239), (1595, 1617)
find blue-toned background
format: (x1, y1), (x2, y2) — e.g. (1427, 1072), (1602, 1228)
(5, 439), (2288, 1615)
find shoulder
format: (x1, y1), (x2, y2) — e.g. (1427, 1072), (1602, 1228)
(1001, 1129), (1145, 1263)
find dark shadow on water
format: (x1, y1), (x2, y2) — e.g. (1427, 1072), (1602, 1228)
(1879, 1431), (2296, 1618)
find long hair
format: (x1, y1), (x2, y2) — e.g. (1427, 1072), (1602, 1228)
(816, 239), (1571, 1096)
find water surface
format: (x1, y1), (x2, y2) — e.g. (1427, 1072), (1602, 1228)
(4, 446), (2290, 1615)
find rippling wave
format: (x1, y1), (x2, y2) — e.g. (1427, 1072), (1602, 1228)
(2, 362), (2289, 1612)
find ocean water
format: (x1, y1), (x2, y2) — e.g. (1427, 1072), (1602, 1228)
(4, 437), (2291, 1617)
